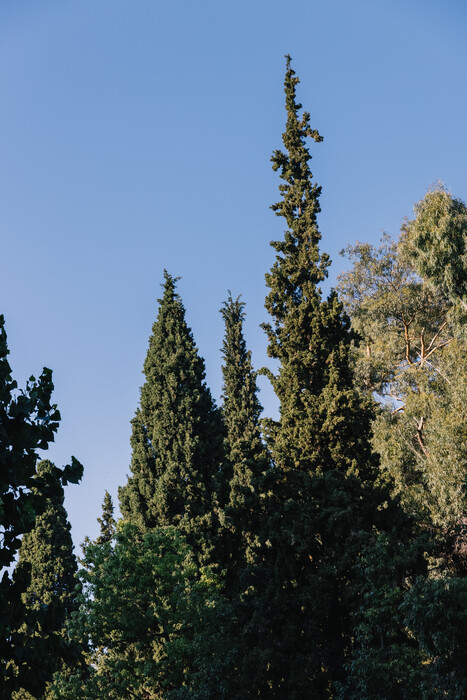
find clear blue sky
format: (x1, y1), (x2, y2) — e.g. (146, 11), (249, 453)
(2, 0), (466, 550)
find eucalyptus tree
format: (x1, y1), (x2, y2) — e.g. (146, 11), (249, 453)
(338, 191), (467, 560)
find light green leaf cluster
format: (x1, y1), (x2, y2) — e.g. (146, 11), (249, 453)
(53, 523), (229, 699)
(338, 188), (467, 557)
(401, 184), (467, 315)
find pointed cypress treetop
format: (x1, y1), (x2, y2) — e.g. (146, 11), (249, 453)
(266, 54), (328, 323)
(96, 490), (116, 545)
(220, 294), (264, 463)
(262, 57), (371, 476)
(119, 272), (224, 547)
(254, 59), (412, 695)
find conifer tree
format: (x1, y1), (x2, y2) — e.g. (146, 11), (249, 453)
(259, 56), (418, 696)
(220, 294), (269, 572)
(95, 491), (116, 545)
(217, 295), (272, 695)
(0, 315), (82, 695)
(12, 460), (81, 697)
(119, 271), (224, 560)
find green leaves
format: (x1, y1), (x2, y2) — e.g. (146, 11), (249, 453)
(256, 57), (407, 696)
(401, 185), (467, 314)
(402, 576), (467, 695)
(338, 188), (467, 691)
(55, 523), (228, 699)
(338, 212), (467, 533)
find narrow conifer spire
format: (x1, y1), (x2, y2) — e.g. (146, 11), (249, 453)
(119, 272), (224, 558)
(221, 294), (266, 478)
(220, 294), (268, 566)
(96, 491), (116, 545)
(217, 294), (272, 696)
(262, 56), (373, 478)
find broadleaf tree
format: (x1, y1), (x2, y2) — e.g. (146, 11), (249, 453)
(402, 184), (467, 314)
(52, 522), (231, 699)
(338, 200), (467, 559)
(338, 187), (467, 691)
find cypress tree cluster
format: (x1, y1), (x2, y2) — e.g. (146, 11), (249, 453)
(3, 57), (467, 699)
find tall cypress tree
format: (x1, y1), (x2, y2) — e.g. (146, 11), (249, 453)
(13, 460), (81, 697)
(119, 271), (224, 559)
(259, 56), (415, 697)
(219, 295), (277, 697)
(220, 294), (269, 571)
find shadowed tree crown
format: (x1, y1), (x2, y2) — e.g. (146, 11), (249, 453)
(0, 315), (82, 695)
(13, 459), (81, 696)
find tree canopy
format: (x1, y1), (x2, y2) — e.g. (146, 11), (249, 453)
(4, 61), (467, 700)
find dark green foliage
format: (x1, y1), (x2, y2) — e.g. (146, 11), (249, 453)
(217, 295), (272, 696)
(219, 294), (269, 573)
(119, 271), (224, 561)
(257, 56), (418, 696)
(402, 576), (467, 698)
(71, 272), (233, 697)
(9, 60), (467, 699)
(96, 491), (116, 545)
(0, 315), (83, 695)
(337, 534), (429, 700)
(262, 57), (373, 481)
(9, 460), (81, 697)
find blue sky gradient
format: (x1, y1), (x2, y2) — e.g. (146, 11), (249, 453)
(1, 0), (466, 548)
